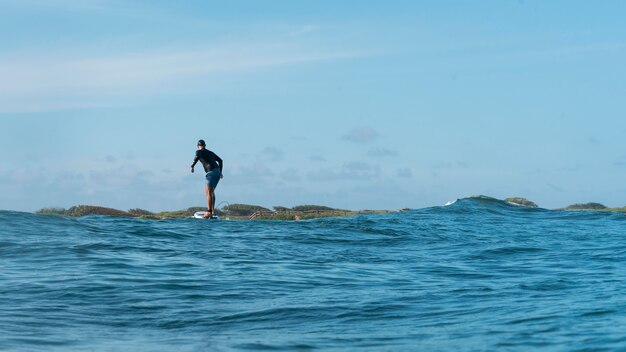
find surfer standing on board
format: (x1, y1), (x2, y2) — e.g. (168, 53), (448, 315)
(190, 140), (223, 218)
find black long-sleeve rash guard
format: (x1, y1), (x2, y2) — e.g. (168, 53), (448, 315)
(191, 149), (223, 173)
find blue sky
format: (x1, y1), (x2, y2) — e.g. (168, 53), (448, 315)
(1, 0), (626, 212)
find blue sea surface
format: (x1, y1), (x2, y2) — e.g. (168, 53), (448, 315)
(1, 196), (625, 351)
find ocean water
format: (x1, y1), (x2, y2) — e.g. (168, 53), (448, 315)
(1, 196), (625, 351)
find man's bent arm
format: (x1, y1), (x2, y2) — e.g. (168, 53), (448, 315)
(190, 152), (200, 168)
(216, 155), (223, 173)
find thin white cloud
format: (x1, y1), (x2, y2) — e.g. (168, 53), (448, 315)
(0, 0), (112, 11)
(288, 25), (319, 37)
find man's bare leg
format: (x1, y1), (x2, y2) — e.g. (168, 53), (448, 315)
(204, 184), (212, 218)
(210, 188), (216, 216)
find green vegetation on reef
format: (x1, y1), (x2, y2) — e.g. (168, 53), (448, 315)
(226, 204), (370, 220)
(253, 209), (356, 220)
(35, 204), (385, 220)
(152, 207), (220, 218)
(37, 205), (130, 217)
(221, 204), (270, 216)
(36, 207), (69, 216)
(35, 206), (217, 219)
(128, 208), (154, 216)
(292, 205), (337, 211)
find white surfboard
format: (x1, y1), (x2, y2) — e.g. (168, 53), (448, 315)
(193, 211), (220, 220)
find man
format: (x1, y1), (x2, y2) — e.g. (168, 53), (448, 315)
(190, 139), (223, 218)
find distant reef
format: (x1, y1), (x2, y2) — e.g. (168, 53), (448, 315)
(504, 197), (538, 208)
(560, 202), (626, 212)
(481, 196), (625, 213)
(561, 203), (608, 211)
(35, 204), (395, 220)
(35, 197), (626, 220)
(503, 198), (625, 212)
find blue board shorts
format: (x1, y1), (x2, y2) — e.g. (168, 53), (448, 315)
(205, 169), (221, 189)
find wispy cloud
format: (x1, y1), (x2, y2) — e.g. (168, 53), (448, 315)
(587, 137), (601, 145)
(547, 183), (565, 193)
(280, 168), (301, 182)
(228, 165), (276, 186)
(260, 146), (284, 162)
(288, 25), (319, 37)
(308, 161), (381, 182)
(369, 147), (398, 157)
(397, 168), (412, 178)
(341, 127), (381, 144)
(0, 42), (361, 113)
(614, 156), (626, 168)
(309, 155), (326, 162)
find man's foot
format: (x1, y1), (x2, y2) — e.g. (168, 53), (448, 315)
(202, 211), (212, 219)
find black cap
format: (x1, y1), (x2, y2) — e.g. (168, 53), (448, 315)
(197, 139), (206, 147)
